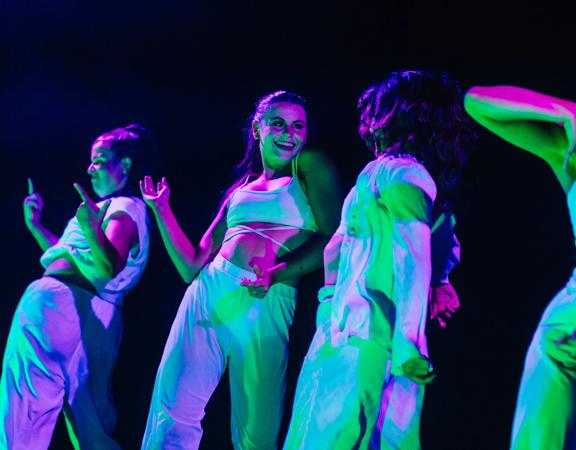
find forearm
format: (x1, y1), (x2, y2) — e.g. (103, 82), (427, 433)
(26, 221), (59, 252)
(271, 233), (332, 284)
(152, 206), (204, 283)
(82, 225), (124, 278)
(322, 231), (343, 286)
(465, 85), (576, 123)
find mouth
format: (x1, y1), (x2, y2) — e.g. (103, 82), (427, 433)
(274, 140), (296, 152)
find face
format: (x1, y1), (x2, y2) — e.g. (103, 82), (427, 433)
(87, 139), (130, 198)
(254, 102), (307, 171)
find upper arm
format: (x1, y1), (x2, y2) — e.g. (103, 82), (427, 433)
(464, 88), (570, 167)
(197, 195), (230, 260)
(380, 167), (435, 224)
(379, 165), (435, 273)
(298, 148), (343, 236)
(103, 211), (139, 268)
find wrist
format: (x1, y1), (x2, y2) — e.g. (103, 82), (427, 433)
(269, 262), (287, 285)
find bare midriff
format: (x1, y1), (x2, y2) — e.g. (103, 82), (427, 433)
(218, 222), (316, 287)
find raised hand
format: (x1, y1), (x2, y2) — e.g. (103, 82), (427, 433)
(241, 263), (273, 298)
(429, 283), (460, 328)
(23, 177), (44, 228)
(140, 176), (170, 212)
(402, 356), (436, 385)
(74, 183), (111, 232)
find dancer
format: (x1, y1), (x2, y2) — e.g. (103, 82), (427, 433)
(284, 70), (474, 450)
(140, 91), (341, 449)
(465, 84), (576, 450)
(0, 124), (153, 449)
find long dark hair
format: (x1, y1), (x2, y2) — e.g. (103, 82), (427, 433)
(358, 70), (476, 212)
(95, 123), (158, 195)
(224, 91), (307, 199)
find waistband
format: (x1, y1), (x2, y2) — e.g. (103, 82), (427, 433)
(211, 253), (297, 297)
(43, 275), (124, 307)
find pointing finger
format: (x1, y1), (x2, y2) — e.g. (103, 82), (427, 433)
(27, 177), (34, 195)
(73, 183), (93, 205)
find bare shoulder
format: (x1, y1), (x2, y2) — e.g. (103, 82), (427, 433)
(297, 147), (338, 180)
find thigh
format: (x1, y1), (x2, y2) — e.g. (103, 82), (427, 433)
(227, 284), (296, 449)
(284, 332), (389, 450)
(512, 323), (576, 450)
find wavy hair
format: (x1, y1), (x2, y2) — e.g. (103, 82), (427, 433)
(358, 70), (476, 212)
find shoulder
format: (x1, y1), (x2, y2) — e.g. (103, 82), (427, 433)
(376, 155), (436, 200)
(296, 147), (339, 189)
(103, 196), (148, 224)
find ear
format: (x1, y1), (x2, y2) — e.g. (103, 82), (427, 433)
(121, 157), (132, 174)
(252, 122), (260, 141)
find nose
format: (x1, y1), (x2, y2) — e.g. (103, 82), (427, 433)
(87, 162), (95, 175)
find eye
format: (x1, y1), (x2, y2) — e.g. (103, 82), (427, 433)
(270, 119), (285, 128)
(293, 122), (306, 130)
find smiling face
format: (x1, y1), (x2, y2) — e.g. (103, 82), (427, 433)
(254, 102), (307, 173)
(87, 139), (131, 198)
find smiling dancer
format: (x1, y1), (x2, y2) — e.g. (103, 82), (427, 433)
(0, 124), (153, 449)
(465, 84), (576, 450)
(283, 71), (475, 450)
(140, 91), (342, 449)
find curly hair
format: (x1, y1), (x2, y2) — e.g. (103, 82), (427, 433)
(358, 70), (476, 212)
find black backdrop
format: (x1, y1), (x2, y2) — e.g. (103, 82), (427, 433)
(1, 1), (575, 449)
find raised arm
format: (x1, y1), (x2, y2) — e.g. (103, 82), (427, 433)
(269, 148), (343, 283)
(23, 178), (59, 251)
(140, 176), (228, 283)
(380, 165), (436, 384)
(464, 85), (576, 191)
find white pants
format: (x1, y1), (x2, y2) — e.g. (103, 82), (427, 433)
(142, 254), (296, 450)
(511, 283), (576, 450)
(283, 302), (424, 450)
(0, 276), (123, 450)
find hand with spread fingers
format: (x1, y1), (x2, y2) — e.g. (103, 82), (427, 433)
(241, 263), (275, 298)
(140, 175), (170, 213)
(402, 356), (436, 385)
(429, 282), (460, 328)
(74, 183), (111, 232)
(23, 178), (44, 229)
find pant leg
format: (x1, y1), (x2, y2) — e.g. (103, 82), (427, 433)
(63, 296), (123, 450)
(227, 283), (296, 450)
(511, 323), (576, 450)
(142, 264), (229, 450)
(0, 277), (119, 450)
(283, 308), (390, 450)
(375, 373), (424, 450)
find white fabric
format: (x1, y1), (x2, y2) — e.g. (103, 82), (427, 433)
(284, 154), (440, 450)
(142, 254), (297, 450)
(328, 154), (436, 375)
(0, 277), (123, 450)
(40, 196), (150, 305)
(511, 182), (576, 449)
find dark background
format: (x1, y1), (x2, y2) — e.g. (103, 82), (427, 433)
(1, 1), (575, 449)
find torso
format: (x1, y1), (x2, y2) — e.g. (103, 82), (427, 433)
(219, 163), (318, 285)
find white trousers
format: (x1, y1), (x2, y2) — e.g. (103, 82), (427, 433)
(0, 276), (123, 450)
(283, 302), (424, 450)
(511, 283), (576, 450)
(142, 255), (296, 450)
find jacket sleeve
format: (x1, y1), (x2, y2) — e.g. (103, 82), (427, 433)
(378, 163), (436, 375)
